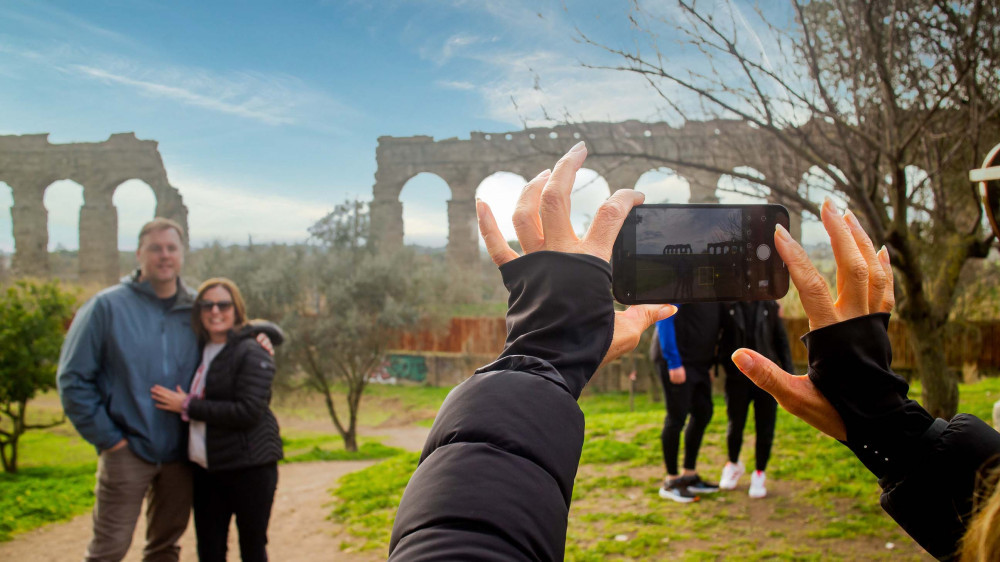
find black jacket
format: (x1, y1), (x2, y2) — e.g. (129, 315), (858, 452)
(672, 302), (721, 367)
(804, 314), (1000, 561)
(388, 252), (614, 561)
(187, 321), (285, 472)
(718, 300), (794, 374)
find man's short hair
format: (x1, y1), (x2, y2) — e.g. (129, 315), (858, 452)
(138, 217), (186, 248)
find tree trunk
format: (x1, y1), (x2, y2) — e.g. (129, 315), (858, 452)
(906, 318), (959, 419)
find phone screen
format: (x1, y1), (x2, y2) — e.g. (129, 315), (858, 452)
(634, 206), (744, 301)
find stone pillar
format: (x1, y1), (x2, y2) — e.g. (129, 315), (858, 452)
(370, 198), (404, 253)
(678, 168), (721, 203)
(79, 203), (119, 286)
(155, 189), (190, 246)
(789, 211), (802, 241)
(10, 188), (49, 278)
(446, 197), (479, 267)
(603, 168), (644, 194)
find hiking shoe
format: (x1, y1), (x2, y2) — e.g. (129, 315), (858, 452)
(659, 478), (700, 503)
(719, 461), (744, 490)
(684, 474), (720, 494)
(749, 470), (767, 498)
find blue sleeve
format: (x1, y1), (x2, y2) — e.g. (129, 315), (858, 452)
(656, 315), (682, 369)
(57, 296), (123, 451)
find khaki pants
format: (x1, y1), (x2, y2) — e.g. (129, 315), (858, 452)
(85, 446), (192, 562)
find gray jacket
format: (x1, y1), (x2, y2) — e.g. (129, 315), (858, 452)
(58, 271), (200, 463)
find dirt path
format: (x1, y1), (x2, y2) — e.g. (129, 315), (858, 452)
(0, 425), (430, 561)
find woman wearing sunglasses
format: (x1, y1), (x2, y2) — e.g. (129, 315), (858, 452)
(151, 277), (284, 562)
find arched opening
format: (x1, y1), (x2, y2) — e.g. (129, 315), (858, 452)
(43, 180), (85, 279)
(903, 165), (932, 226)
(475, 172), (526, 248)
(717, 166), (770, 205)
(399, 173), (450, 249)
(0, 182), (11, 278)
(798, 165), (849, 247)
(113, 180), (157, 251)
(635, 168), (691, 203)
(571, 169), (611, 236)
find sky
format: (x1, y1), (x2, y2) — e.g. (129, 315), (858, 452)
(0, 0), (808, 254)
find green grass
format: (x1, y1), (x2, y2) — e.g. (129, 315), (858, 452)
(330, 378), (999, 560)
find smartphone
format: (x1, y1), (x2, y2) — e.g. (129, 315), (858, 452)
(611, 204), (790, 304)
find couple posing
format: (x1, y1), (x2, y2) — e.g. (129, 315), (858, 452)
(57, 218), (283, 562)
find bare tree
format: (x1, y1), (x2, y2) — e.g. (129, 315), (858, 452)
(566, 0), (1000, 417)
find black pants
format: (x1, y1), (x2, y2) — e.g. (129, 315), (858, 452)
(659, 362), (714, 475)
(192, 462), (278, 562)
(725, 367), (777, 471)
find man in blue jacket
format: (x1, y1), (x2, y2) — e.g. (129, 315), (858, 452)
(58, 218), (200, 562)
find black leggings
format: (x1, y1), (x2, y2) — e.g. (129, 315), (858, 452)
(193, 462), (278, 562)
(659, 362), (714, 475)
(725, 368), (777, 471)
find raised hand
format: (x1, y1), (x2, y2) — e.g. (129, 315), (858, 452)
(476, 141), (675, 366)
(729, 199), (895, 440)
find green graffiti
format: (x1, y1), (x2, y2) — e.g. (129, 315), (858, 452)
(387, 354), (427, 382)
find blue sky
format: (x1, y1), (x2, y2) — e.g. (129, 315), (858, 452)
(0, 0), (794, 253)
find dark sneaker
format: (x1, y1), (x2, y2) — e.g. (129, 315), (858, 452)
(658, 478), (700, 503)
(684, 474), (720, 494)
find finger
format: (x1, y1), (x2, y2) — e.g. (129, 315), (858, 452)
(599, 304), (676, 368)
(844, 210), (886, 314)
(583, 189), (645, 261)
(774, 223), (837, 330)
(476, 199), (520, 266)
(877, 246), (896, 313)
(175, 385), (183, 392)
(731, 348), (847, 440)
(822, 200), (868, 318)
(511, 169), (551, 253)
(539, 142), (588, 247)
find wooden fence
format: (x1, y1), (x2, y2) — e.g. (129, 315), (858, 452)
(395, 316), (1000, 373)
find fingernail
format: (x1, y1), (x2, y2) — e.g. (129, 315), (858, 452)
(774, 223), (792, 242)
(822, 197), (839, 216)
(657, 304), (677, 320)
(533, 169), (552, 182)
(844, 210), (861, 230)
(878, 245), (890, 266)
(569, 140), (586, 153)
(731, 350), (754, 372)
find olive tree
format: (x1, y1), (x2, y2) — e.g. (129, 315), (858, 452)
(0, 280), (76, 472)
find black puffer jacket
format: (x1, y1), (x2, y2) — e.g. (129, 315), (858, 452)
(805, 314), (1000, 561)
(388, 251), (614, 561)
(186, 321), (285, 472)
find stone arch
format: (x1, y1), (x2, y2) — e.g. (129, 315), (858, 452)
(571, 168), (612, 236)
(635, 167), (691, 203)
(717, 166), (770, 204)
(0, 133), (188, 285)
(399, 172), (450, 248)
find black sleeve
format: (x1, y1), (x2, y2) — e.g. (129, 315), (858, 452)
(388, 252), (615, 561)
(187, 342), (276, 429)
(803, 314), (1000, 560)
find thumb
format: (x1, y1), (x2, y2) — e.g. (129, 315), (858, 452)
(731, 348), (786, 398)
(600, 304), (676, 368)
(175, 385), (183, 393)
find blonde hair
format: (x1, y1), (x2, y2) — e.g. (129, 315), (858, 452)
(960, 465), (1000, 561)
(191, 277), (247, 344)
(138, 217), (186, 248)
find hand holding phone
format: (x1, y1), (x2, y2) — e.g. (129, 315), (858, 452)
(612, 204), (790, 304)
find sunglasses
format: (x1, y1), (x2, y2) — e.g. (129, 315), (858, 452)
(197, 300), (234, 312)
(970, 142), (1000, 240)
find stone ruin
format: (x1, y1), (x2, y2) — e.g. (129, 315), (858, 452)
(370, 119), (814, 265)
(0, 133), (187, 285)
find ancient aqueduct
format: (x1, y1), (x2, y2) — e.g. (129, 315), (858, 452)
(3, 120), (818, 284)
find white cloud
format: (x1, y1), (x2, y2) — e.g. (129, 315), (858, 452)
(436, 80), (476, 91)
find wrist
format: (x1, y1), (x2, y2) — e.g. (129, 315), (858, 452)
(181, 395), (193, 422)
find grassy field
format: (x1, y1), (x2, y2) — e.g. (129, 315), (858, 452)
(328, 376), (1000, 560)
(4, 377), (999, 558)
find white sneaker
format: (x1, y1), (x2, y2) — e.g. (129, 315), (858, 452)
(749, 470), (767, 498)
(719, 462), (744, 490)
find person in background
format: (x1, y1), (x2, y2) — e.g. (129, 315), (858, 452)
(717, 300), (794, 498)
(58, 218), (200, 562)
(151, 278), (284, 562)
(654, 304), (721, 502)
